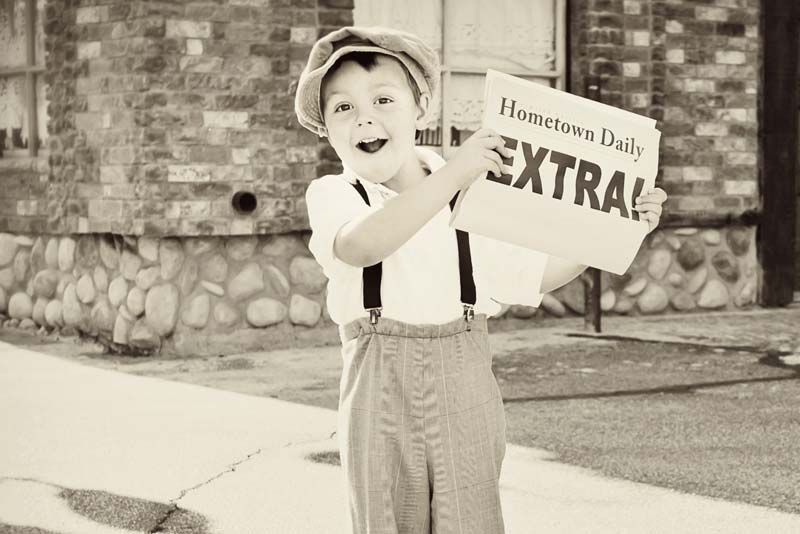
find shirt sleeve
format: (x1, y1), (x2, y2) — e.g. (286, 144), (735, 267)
(305, 175), (379, 280)
(471, 233), (549, 308)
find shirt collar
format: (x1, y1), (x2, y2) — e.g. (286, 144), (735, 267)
(341, 146), (446, 196)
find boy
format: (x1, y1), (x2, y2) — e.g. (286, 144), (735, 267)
(295, 26), (666, 534)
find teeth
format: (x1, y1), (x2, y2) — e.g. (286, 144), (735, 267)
(360, 137), (379, 143)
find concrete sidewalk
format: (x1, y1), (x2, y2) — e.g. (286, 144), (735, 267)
(2, 339), (800, 533)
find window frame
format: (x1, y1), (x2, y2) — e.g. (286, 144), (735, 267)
(439, 0), (567, 158)
(0, 0), (43, 158)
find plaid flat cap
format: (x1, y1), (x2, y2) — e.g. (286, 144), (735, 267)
(294, 26), (440, 137)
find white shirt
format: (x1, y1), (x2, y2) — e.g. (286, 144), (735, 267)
(305, 146), (548, 327)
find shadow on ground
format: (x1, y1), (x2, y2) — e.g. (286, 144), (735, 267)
(0, 478), (210, 534)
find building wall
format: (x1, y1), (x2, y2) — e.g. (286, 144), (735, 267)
(0, 0), (351, 352)
(564, 0), (760, 315)
(0, 0), (764, 354)
(571, 0), (759, 216)
(1, 0), (349, 235)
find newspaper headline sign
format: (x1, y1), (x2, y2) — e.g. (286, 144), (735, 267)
(450, 69), (662, 275)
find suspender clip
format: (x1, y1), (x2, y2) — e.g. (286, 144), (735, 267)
(368, 307), (382, 325)
(463, 304), (475, 324)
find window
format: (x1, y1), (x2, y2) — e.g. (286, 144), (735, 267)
(0, 0), (47, 158)
(354, 0), (566, 157)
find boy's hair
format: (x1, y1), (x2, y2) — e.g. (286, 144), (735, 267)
(320, 51), (423, 114)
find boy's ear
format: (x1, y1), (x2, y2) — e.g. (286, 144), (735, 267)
(414, 93), (431, 130)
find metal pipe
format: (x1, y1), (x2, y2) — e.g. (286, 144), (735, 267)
(25, 0), (39, 156)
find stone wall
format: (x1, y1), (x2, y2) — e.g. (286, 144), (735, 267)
(522, 225), (758, 319)
(0, 231), (340, 355)
(0, 225), (758, 355)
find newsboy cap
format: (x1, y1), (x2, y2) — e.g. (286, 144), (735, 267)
(294, 26), (440, 137)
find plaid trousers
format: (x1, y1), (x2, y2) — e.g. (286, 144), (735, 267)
(337, 314), (506, 534)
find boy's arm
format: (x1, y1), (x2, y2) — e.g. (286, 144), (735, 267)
(336, 129), (510, 268)
(335, 164), (463, 267)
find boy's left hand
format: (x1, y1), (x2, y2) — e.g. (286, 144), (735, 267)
(634, 187), (668, 233)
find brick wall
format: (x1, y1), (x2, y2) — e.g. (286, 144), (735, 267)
(570, 0), (760, 221)
(8, 0), (759, 236)
(0, 0), (351, 237)
(0, 159), (50, 234)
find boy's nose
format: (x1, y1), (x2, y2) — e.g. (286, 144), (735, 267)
(356, 112), (374, 126)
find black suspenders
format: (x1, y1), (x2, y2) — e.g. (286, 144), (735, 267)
(350, 179), (477, 326)
(449, 194), (478, 321)
(350, 180), (384, 317)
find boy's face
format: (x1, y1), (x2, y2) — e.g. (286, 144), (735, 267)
(321, 55), (428, 186)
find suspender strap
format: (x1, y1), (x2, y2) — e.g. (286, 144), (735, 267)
(350, 180), (476, 323)
(351, 181), (383, 320)
(449, 191), (477, 308)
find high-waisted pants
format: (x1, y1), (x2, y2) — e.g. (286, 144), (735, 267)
(337, 313), (506, 534)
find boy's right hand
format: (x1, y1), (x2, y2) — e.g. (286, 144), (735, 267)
(446, 128), (513, 189)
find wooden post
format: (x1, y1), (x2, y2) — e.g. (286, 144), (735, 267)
(582, 268), (602, 332)
(760, 2), (799, 306)
(583, 76), (602, 332)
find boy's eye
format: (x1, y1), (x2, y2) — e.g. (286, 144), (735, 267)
(376, 97), (393, 104)
(334, 103), (352, 113)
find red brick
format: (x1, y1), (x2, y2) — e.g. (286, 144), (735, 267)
(318, 0), (354, 8)
(317, 9), (353, 27)
(4, 0), (765, 238)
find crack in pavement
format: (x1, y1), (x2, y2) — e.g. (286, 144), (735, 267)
(171, 447), (265, 504)
(151, 433), (337, 532)
(282, 431), (338, 449)
(148, 447), (265, 533)
(148, 504), (180, 533)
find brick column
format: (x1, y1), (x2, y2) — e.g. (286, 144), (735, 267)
(35, 0), (353, 238)
(657, 0), (759, 217)
(571, 0), (760, 221)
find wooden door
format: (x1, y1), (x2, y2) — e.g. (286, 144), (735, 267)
(761, 2), (799, 306)
(790, 14), (800, 302)
(796, 18), (800, 298)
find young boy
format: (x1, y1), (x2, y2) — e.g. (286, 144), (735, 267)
(295, 26), (666, 534)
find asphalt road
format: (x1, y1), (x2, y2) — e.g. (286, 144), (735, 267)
(2, 311), (799, 516)
(495, 339), (800, 514)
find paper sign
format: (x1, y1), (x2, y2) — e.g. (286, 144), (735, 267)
(450, 69), (662, 275)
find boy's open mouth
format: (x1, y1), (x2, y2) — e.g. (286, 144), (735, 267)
(356, 137), (388, 154)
